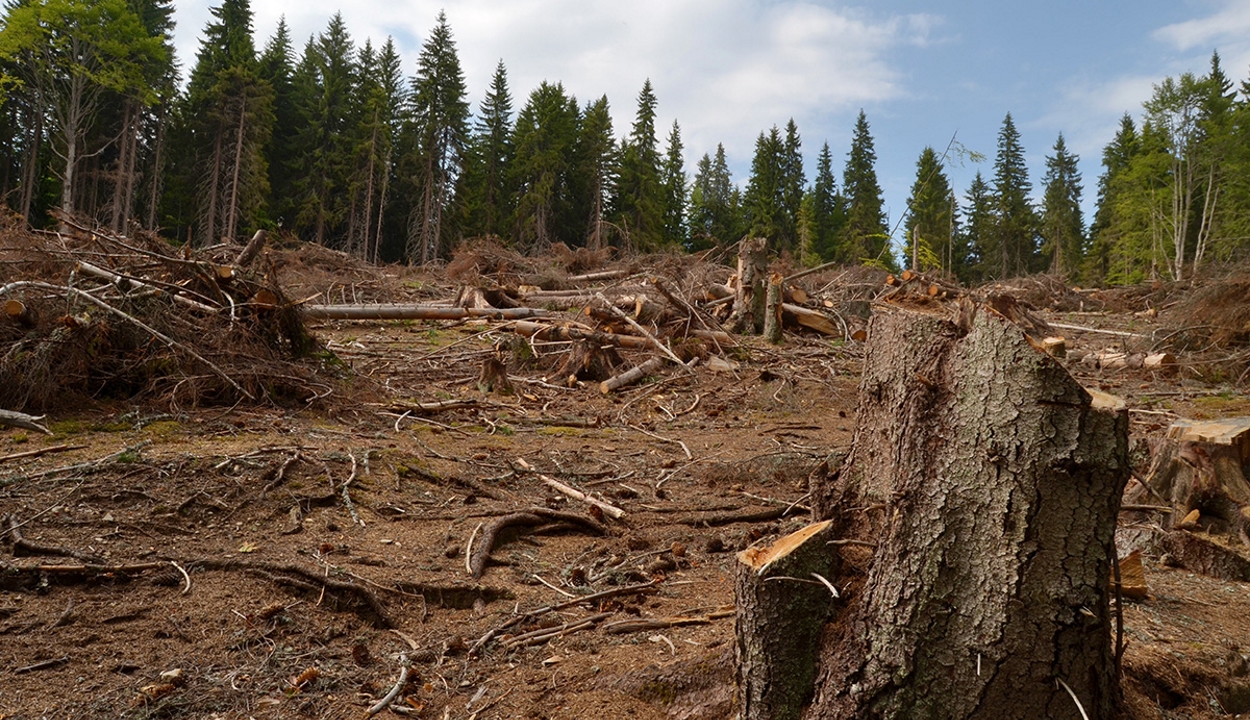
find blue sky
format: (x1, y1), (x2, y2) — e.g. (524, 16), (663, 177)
(170, 0), (1250, 244)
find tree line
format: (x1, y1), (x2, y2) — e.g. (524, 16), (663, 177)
(1, 1), (1248, 284)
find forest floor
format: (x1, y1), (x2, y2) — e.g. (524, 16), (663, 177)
(2, 240), (1250, 719)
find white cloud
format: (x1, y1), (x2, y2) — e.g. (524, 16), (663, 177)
(1154, 0), (1250, 50)
(171, 0), (935, 171)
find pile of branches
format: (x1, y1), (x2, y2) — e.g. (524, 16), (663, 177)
(0, 215), (328, 412)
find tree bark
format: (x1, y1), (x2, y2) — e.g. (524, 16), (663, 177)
(730, 237), (768, 334)
(800, 302), (1128, 720)
(764, 273), (784, 344)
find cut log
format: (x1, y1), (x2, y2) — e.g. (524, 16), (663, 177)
(1144, 352), (1177, 373)
(0, 409), (52, 435)
(234, 229), (268, 268)
(510, 321), (652, 349)
(599, 356), (668, 394)
(781, 303), (838, 337)
(477, 357), (513, 394)
(1041, 336), (1066, 358)
(764, 273), (784, 344)
(735, 520), (835, 720)
(800, 301), (1128, 719)
(4, 299), (36, 328)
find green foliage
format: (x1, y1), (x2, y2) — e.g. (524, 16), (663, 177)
(508, 80), (578, 251)
(903, 146), (961, 276)
(1039, 133), (1085, 277)
(611, 79), (664, 251)
(840, 110), (892, 268)
(688, 143), (741, 250)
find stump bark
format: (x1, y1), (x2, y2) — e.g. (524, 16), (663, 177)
(729, 237), (768, 334)
(794, 302), (1129, 719)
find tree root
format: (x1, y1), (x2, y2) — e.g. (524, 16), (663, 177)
(469, 507), (607, 579)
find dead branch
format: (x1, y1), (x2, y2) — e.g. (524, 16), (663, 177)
(499, 612), (613, 649)
(674, 506), (801, 527)
(0, 409), (52, 435)
(234, 229), (269, 268)
(76, 261), (219, 314)
(594, 291), (688, 369)
(509, 320), (652, 349)
(194, 558), (396, 628)
(4, 514), (102, 563)
(600, 356), (668, 394)
(469, 580), (659, 655)
(515, 458), (626, 519)
(365, 652), (411, 717)
(602, 609), (734, 634)
(0, 444), (85, 463)
(301, 304), (550, 321)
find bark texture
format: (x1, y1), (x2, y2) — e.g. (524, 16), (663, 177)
(806, 303), (1129, 720)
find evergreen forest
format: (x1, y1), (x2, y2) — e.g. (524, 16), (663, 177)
(2, 0), (1250, 286)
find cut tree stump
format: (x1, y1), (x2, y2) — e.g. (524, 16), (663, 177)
(735, 520), (835, 720)
(729, 237), (768, 334)
(794, 300), (1129, 720)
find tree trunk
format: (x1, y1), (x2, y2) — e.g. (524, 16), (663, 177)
(764, 273), (784, 344)
(798, 302), (1128, 720)
(729, 237), (768, 334)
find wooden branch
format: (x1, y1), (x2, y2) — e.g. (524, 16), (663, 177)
(1048, 321), (1150, 340)
(499, 612), (612, 648)
(509, 320), (652, 349)
(781, 303), (839, 336)
(593, 291), (688, 369)
(0, 444), (84, 463)
(0, 409), (52, 435)
(602, 609), (734, 634)
(301, 304), (549, 321)
(76, 261), (219, 313)
(675, 506), (798, 527)
(600, 356), (668, 394)
(469, 506), (607, 579)
(234, 229), (268, 268)
(515, 458), (625, 519)
(365, 653), (411, 717)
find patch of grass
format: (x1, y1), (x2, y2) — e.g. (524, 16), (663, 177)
(142, 420), (182, 437)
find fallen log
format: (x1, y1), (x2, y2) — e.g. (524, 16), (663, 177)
(0, 409), (52, 435)
(600, 356), (668, 394)
(781, 303), (839, 337)
(301, 304), (550, 321)
(510, 320), (651, 349)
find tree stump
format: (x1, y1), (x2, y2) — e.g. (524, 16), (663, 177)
(796, 301), (1129, 720)
(763, 273), (784, 344)
(729, 237), (768, 334)
(735, 520), (835, 720)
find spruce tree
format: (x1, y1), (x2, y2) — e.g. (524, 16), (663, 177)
(1039, 133), (1085, 277)
(258, 19), (297, 228)
(904, 146), (958, 275)
(987, 112), (1037, 278)
(689, 143), (739, 249)
(1086, 114), (1139, 284)
(573, 95), (615, 250)
(743, 127), (783, 245)
(808, 142), (845, 263)
(963, 171), (993, 282)
(406, 10), (469, 263)
(779, 118), (805, 254)
(508, 81), (578, 251)
(611, 79), (663, 251)
(461, 59), (513, 240)
(841, 110), (891, 267)
(660, 120), (687, 248)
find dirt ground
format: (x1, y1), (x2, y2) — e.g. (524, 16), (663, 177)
(3, 254), (1250, 719)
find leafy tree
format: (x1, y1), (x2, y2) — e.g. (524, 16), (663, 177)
(0, 0), (166, 220)
(689, 143), (740, 250)
(660, 120), (686, 247)
(1039, 133), (1085, 277)
(903, 146), (959, 275)
(406, 10), (469, 263)
(840, 110), (891, 267)
(612, 79), (663, 250)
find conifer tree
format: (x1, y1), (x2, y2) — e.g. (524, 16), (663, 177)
(779, 118), (805, 254)
(258, 19), (297, 228)
(1086, 114), (1139, 284)
(808, 142), (845, 263)
(660, 120), (687, 248)
(840, 110), (891, 267)
(406, 10), (469, 263)
(903, 146), (958, 275)
(508, 81), (578, 251)
(573, 95), (615, 250)
(461, 59), (513, 240)
(986, 112), (1037, 278)
(743, 126), (783, 245)
(1039, 133), (1085, 277)
(611, 79), (663, 250)
(689, 143), (739, 249)
(963, 171), (993, 282)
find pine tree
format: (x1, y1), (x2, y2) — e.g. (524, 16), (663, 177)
(986, 112), (1037, 278)
(808, 142), (845, 263)
(461, 59), (513, 240)
(689, 143), (739, 250)
(1086, 114), (1139, 284)
(406, 10), (469, 263)
(743, 127), (783, 245)
(779, 118), (806, 254)
(508, 81), (578, 251)
(841, 110), (891, 267)
(904, 146), (959, 275)
(660, 120), (687, 248)
(573, 95), (615, 250)
(611, 79), (663, 251)
(963, 171), (993, 282)
(1039, 133), (1085, 277)
(258, 18), (297, 228)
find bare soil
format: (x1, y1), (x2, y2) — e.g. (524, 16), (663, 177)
(2, 260), (1250, 719)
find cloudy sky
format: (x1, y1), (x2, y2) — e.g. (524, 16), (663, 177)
(169, 0), (1250, 241)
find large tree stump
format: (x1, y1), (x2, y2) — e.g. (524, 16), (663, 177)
(729, 237), (768, 334)
(795, 302), (1129, 719)
(735, 520), (835, 720)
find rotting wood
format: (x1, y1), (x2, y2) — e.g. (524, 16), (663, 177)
(729, 237), (768, 334)
(781, 303), (839, 337)
(0, 409), (52, 435)
(735, 521), (835, 720)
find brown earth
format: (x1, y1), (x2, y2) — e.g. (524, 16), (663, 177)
(2, 254), (1250, 719)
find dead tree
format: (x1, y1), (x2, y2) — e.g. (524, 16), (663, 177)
(729, 237), (768, 334)
(741, 302), (1130, 719)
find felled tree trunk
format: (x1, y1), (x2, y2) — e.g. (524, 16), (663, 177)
(729, 237), (768, 334)
(798, 302), (1129, 720)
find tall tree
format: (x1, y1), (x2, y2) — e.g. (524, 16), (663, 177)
(903, 146), (958, 275)
(406, 10), (469, 263)
(572, 94), (615, 250)
(779, 118), (805, 254)
(1039, 133), (1085, 277)
(258, 18), (297, 228)
(1086, 114), (1140, 284)
(660, 119), (687, 248)
(841, 110), (891, 267)
(742, 126), (783, 245)
(807, 141), (845, 263)
(986, 112), (1037, 278)
(689, 143), (740, 250)
(963, 171), (993, 282)
(0, 0), (166, 220)
(461, 59), (513, 240)
(508, 80), (578, 251)
(611, 79), (663, 251)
